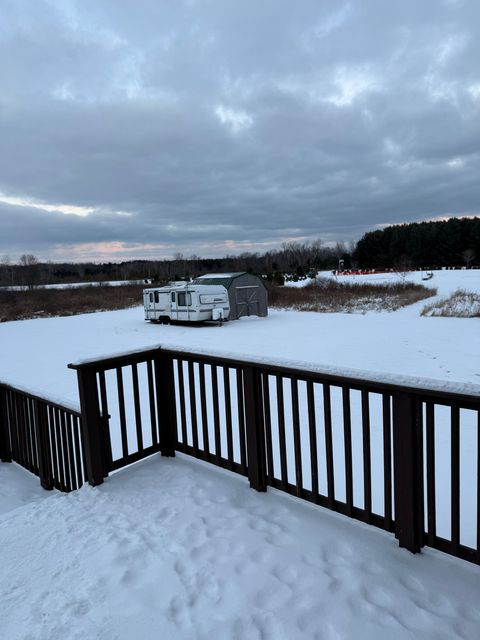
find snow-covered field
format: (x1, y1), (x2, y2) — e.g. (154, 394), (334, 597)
(0, 268), (479, 639)
(0, 278), (150, 292)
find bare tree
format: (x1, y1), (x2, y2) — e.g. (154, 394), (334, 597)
(395, 254), (413, 285)
(18, 254), (40, 288)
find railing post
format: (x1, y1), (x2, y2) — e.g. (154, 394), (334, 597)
(243, 366), (267, 492)
(33, 400), (54, 490)
(393, 391), (424, 553)
(0, 386), (12, 463)
(155, 352), (177, 457)
(75, 367), (105, 486)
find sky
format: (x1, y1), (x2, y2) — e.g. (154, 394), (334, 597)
(0, 0), (479, 263)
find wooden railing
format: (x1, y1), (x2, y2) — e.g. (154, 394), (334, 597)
(0, 383), (85, 492)
(1, 348), (478, 564)
(64, 346), (480, 565)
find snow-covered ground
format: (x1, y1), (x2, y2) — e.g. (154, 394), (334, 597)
(0, 278), (148, 292)
(2, 455), (480, 640)
(0, 268), (479, 639)
(1, 271), (478, 405)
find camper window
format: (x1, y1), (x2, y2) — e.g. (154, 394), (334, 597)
(177, 292), (192, 307)
(154, 291), (159, 303)
(149, 293), (153, 303)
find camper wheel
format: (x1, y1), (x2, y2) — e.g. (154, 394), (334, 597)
(159, 316), (170, 325)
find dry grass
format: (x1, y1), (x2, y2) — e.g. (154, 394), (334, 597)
(421, 290), (480, 318)
(0, 285), (144, 322)
(268, 278), (435, 313)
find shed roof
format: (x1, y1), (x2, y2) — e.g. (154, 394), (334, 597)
(193, 272), (266, 289)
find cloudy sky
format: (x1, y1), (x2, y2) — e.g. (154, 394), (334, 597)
(1, 0), (479, 262)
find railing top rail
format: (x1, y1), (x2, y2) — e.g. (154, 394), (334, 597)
(68, 347), (161, 372)
(0, 381), (82, 417)
(67, 344), (480, 407)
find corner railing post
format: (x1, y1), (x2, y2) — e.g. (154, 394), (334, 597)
(155, 351), (177, 457)
(243, 366), (267, 492)
(33, 399), (54, 490)
(393, 391), (424, 553)
(75, 367), (106, 486)
(0, 386), (12, 463)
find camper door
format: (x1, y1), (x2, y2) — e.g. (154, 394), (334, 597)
(171, 290), (192, 320)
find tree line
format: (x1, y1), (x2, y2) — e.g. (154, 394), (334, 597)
(0, 241), (350, 287)
(353, 217), (479, 269)
(2, 217), (477, 288)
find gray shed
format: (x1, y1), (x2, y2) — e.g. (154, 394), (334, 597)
(192, 272), (268, 320)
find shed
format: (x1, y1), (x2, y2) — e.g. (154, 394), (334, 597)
(192, 272), (268, 320)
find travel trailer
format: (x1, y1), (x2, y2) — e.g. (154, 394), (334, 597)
(143, 282), (230, 323)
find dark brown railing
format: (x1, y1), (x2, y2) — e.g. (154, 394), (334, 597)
(0, 383), (85, 492)
(2, 347), (479, 565)
(64, 346), (480, 566)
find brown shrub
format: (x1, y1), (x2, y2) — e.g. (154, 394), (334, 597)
(0, 285), (145, 322)
(268, 278), (435, 313)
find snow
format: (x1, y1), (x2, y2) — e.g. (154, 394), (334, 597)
(1, 455), (480, 640)
(1, 270), (479, 408)
(1, 268), (479, 639)
(0, 279), (147, 292)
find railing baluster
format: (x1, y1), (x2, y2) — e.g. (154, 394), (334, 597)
(451, 403), (460, 556)
(382, 393), (392, 531)
(343, 386), (353, 516)
(323, 384), (335, 509)
(262, 374), (273, 482)
(223, 367), (234, 469)
(33, 400), (53, 490)
(60, 409), (73, 491)
(48, 405), (60, 490)
(276, 375), (288, 488)
(72, 416), (84, 488)
(211, 365), (221, 462)
(188, 361), (199, 454)
(24, 397), (34, 471)
(291, 377), (302, 496)
(98, 371), (113, 473)
(361, 389), (372, 522)
(146, 360), (158, 446)
(236, 366), (247, 473)
(199, 363), (210, 455)
(30, 398), (39, 473)
(66, 413), (77, 491)
(426, 401), (436, 546)
(307, 380), (318, 502)
(116, 367), (129, 459)
(176, 360), (188, 446)
(131, 364), (144, 453)
(16, 393), (26, 468)
(54, 407), (66, 490)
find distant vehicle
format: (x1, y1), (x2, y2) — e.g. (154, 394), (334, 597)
(422, 271), (434, 280)
(143, 282), (230, 324)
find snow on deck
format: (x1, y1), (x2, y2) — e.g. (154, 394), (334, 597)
(1, 455), (479, 640)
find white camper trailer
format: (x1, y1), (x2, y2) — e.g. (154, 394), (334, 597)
(143, 282), (230, 323)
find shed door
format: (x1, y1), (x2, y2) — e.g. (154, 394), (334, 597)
(235, 285), (259, 317)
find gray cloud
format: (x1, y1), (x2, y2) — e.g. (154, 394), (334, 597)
(0, 0), (479, 261)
